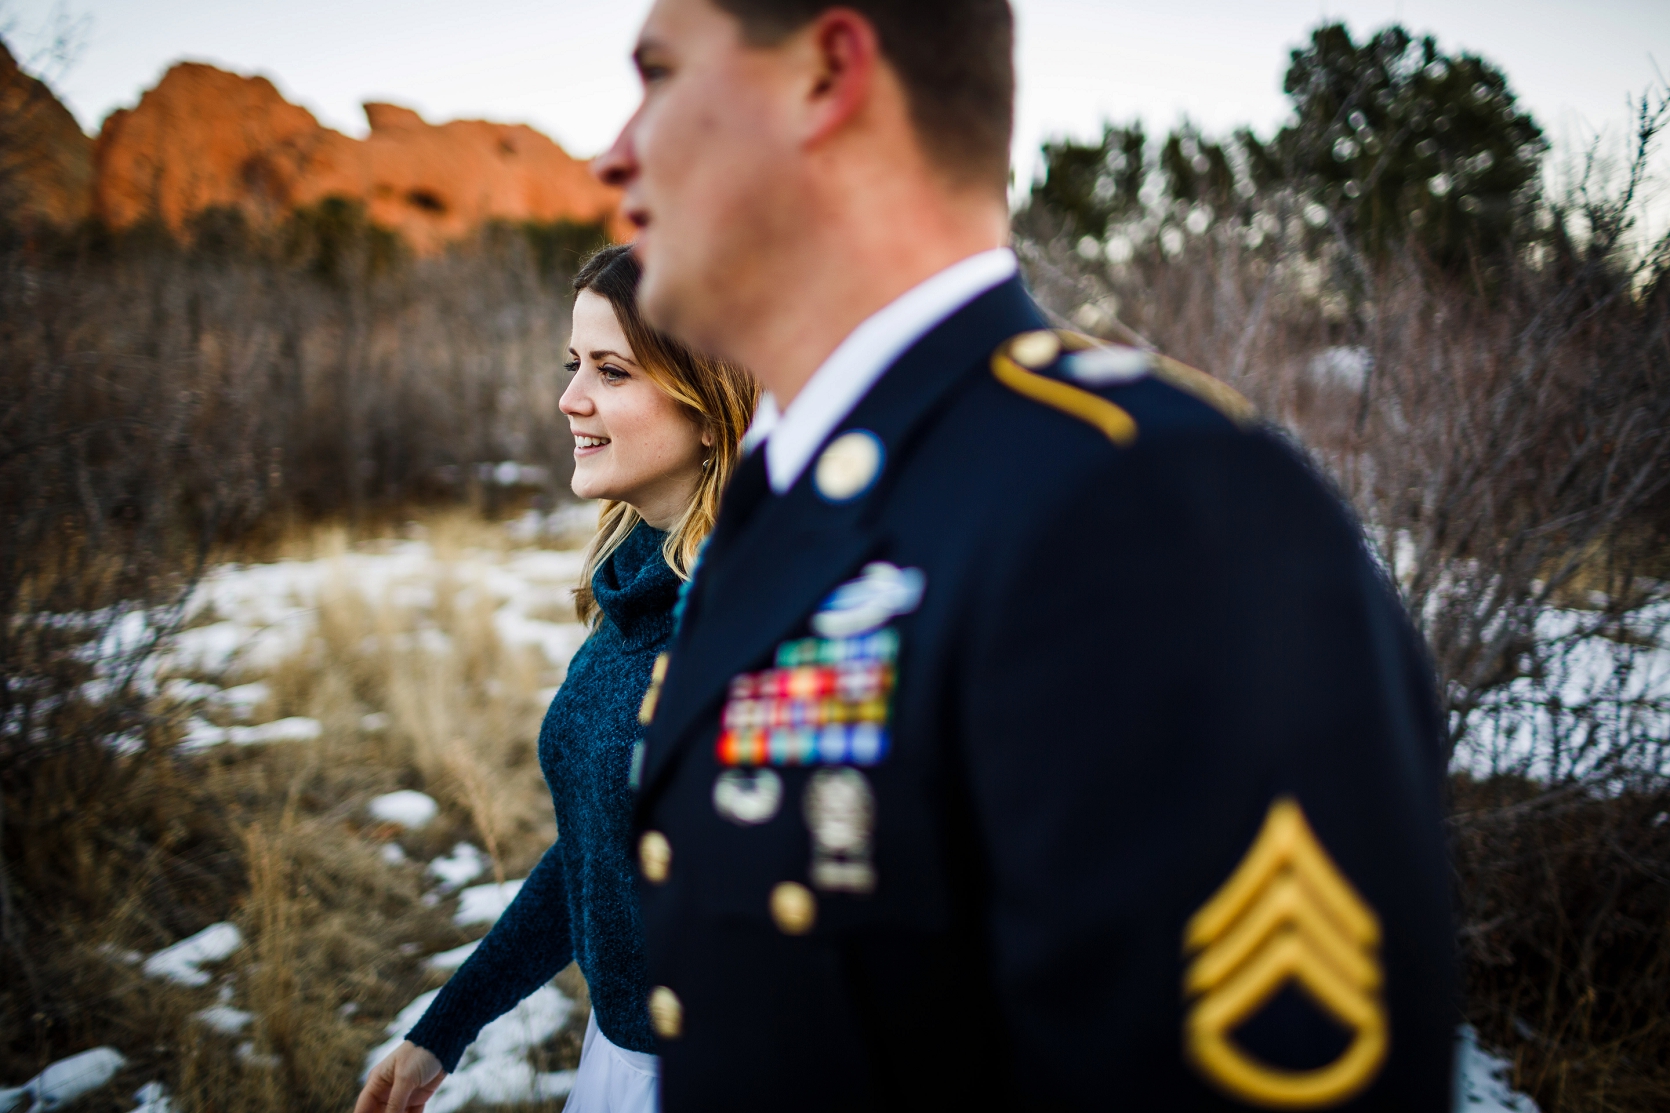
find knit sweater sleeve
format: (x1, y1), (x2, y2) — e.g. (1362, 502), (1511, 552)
(404, 841), (574, 1072)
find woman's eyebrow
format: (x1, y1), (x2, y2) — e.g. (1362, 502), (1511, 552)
(589, 349), (639, 366)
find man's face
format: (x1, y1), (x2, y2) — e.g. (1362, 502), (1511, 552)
(597, 0), (802, 355)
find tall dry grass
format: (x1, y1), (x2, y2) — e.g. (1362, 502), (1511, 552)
(0, 511), (587, 1110)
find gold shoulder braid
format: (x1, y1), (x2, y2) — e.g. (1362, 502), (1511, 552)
(991, 330), (1138, 446)
(1182, 797), (1387, 1108)
(1151, 354), (1257, 426)
(991, 329), (1255, 442)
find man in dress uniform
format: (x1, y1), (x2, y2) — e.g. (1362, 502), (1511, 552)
(595, 0), (1455, 1108)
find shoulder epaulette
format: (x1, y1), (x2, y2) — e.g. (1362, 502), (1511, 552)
(991, 329), (1255, 446)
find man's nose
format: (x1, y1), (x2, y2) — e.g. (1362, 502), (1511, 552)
(593, 116), (638, 188)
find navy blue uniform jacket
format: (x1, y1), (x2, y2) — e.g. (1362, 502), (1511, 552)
(635, 276), (1454, 1110)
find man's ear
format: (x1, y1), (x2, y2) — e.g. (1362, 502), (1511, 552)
(797, 8), (880, 147)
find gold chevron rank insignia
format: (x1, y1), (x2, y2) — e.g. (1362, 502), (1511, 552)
(1182, 797), (1387, 1108)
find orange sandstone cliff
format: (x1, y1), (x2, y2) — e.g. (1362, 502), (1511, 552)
(92, 61), (623, 250)
(0, 40), (94, 227)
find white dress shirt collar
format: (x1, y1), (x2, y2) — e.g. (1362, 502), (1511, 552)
(745, 248), (1018, 494)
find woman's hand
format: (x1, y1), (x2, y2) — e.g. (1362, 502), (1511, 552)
(352, 1041), (446, 1113)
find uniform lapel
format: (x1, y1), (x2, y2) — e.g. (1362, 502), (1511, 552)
(640, 276), (1046, 797)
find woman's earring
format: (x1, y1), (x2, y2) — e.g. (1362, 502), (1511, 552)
(701, 457), (712, 469)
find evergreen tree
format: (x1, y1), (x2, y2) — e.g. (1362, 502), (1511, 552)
(1276, 23), (1546, 266)
(1027, 122), (1146, 240)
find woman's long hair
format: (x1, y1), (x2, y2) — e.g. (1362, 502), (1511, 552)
(572, 244), (758, 625)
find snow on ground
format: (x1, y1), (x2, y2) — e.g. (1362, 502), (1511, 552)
(428, 843), (487, 890)
(454, 880), (526, 927)
(142, 923), (244, 987)
(180, 716), (323, 751)
(368, 791), (439, 830)
(364, 988), (574, 1113)
(166, 539), (589, 682)
(367, 879), (572, 1113)
(0, 1047), (126, 1112)
(1455, 600), (1670, 782)
(1455, 1026), (1540, 1112)
(130, 1081), (174, 1112)
(426, 940), (481, 971)
(192, 1006), (254, 1035)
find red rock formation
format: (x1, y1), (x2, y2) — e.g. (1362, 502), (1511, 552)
(93, 61), (623, 250)
(0, 40), (94, 228)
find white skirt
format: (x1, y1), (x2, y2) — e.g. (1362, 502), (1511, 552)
(563, 1009), (659, 1113)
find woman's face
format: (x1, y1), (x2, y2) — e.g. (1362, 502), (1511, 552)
(561, 290), (710, 529)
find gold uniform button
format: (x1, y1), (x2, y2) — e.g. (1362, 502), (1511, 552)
(648, 985), (683, 1038)
(1009, 329), (1061, 369)
(639, 830), (670, 884)
(770, 881), (817, 935)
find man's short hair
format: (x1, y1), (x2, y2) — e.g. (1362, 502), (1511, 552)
(713, 0), (1014, 195)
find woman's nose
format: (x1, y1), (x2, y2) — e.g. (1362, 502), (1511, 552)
(559, 372), (593, 416)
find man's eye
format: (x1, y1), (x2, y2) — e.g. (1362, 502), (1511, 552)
(640, 63), (671, 84)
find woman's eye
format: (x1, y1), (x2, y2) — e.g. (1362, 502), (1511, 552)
(563, 359), (580, 373)
(601, 366), (629, 383)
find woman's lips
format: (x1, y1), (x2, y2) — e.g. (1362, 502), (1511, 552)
(573, 434), (611, 457)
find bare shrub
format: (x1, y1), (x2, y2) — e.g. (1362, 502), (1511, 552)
(1017, 87), (1670, 1113)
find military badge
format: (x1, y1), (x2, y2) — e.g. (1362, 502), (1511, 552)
(1182, 797), (1386, 1108)
(811, 561), (925, 638)
(1061, 344), (1152, 385)
(803, 767), (876, 894)
(712, 768), (783, 826)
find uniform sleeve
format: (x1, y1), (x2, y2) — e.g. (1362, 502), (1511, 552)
(405, 841), (574, 1072)
(959, 426), (1453, 1104)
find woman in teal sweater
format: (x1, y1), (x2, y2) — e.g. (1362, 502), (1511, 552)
(355, 244), (756, 1113)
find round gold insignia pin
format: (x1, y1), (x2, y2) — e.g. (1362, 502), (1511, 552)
(770, 881), (817, 935)
(814, 430), (883, 502)
(1009, 329), (1061, 369)
(648, 985), (683, 1038)
(639, 830), (671, 884)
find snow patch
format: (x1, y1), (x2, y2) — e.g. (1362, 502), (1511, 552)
(181, 716), (323, 751)
(193, 1006), (254, 1035)
(1455, 1025), (1539, 1112)
(428, 842), (486, 890)
(0, 1047), (126, 1112)
(454, 879), (525, 926)
(363, 987), (574, 1113)
(143, 923), (244, 987)
(215, 682), (271, 719)
(162, 678), (220, 704)
(369, 790), (439, 830)
(130, 1081), (174, 1113)
(425, 940), (480, 971)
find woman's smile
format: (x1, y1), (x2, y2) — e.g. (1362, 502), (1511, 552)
(573, 433), (612, 454)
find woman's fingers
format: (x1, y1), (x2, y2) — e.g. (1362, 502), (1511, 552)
(351, 1053), (396, 1113)
(351, 1042), (445, 1113)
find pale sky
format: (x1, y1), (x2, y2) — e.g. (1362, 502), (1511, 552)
(5, 0), (1667, 202)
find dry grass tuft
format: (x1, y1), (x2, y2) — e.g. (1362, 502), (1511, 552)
(1, 510), (587, 1111)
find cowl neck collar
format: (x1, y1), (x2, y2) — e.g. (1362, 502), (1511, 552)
(591, 521), (680, 646)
